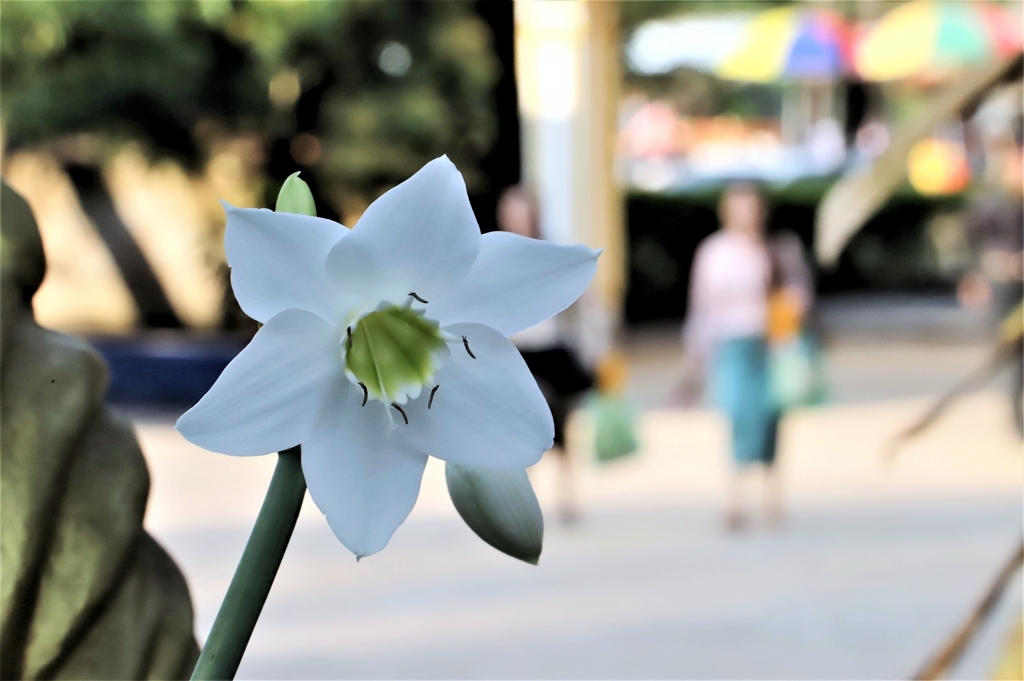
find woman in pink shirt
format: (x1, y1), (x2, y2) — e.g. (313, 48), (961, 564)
(684, 183), (781, 530)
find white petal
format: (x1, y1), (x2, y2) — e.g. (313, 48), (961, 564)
(428, 231), (600, 335)
(400, 323), (552, 469)
(224, 204), (356, 323)
(302, 381), (429, 559)
(324, 156), (481, 303)
(176, 309), (342, 455)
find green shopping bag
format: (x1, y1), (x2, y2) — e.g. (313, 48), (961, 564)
(769, 333), (827, 411)
(591, 394), (639, 463)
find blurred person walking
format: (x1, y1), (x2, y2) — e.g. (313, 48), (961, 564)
(498, 186), (596, 524)
(682, 183), (813, 531)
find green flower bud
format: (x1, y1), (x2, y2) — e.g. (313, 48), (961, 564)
(445, 462), (543, 565)
(275, 172), (317, 216)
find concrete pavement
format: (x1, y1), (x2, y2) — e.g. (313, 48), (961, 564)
(135, 376), (1022, 678)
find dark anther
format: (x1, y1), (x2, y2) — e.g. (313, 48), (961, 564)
(428, 385), (440, 409)
(408, 291), (429, 304)
(391, 403), (409, 424)
(462, 335), (476, 359)
(346, 326), (353, 350)
(358, 382), (368, 406)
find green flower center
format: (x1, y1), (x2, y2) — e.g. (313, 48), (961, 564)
(344, 305), (447, 404)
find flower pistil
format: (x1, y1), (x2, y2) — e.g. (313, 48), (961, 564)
(343, 302), (449, 406)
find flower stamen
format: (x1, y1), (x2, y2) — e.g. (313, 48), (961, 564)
(462, 335), (476, 359)
(428, 385), (439, 409)
(346, 326), (353, 350)
(391, 403), (409, 424)
(408, 292), (429, 304)
(358, 382), (368, 406)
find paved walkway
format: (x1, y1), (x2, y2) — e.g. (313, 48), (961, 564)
(136, 380), (1022, 678)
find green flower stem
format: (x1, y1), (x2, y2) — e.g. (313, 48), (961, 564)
(191, 446), (306, 680)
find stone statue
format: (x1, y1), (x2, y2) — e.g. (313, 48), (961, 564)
(1, 181), (199, 679)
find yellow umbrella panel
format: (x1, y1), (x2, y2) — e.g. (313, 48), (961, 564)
(715, 6), (849, 83)
(716, 7), (799, 83)
(856, 1), (1019, 82)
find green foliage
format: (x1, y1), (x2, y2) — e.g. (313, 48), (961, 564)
(280, 1), (499, 201)
(0, 1), (268, 167)
(0, 0), (500, 205)
(618, 0), (788, 35)
(1, 182), (199, 679)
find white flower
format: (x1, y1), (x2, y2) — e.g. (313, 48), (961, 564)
(176, 157), (599, 559)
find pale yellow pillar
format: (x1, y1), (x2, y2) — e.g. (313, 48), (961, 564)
(515, 0), (625, 328)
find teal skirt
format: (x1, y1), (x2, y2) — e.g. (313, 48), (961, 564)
(712, 336), (779, 467)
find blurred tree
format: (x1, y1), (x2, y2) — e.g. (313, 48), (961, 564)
(253, 1), (499, 221)
(1, 1), (268, 168)
(618, 0), (787, 35)
(1, 0), (505, 329)
(1, 0), (269, 329)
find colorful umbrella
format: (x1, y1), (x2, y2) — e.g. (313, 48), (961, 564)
(855, 1), (1023, 81)
(716, 7), (851, 82)
(626, 14), (750, 75)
